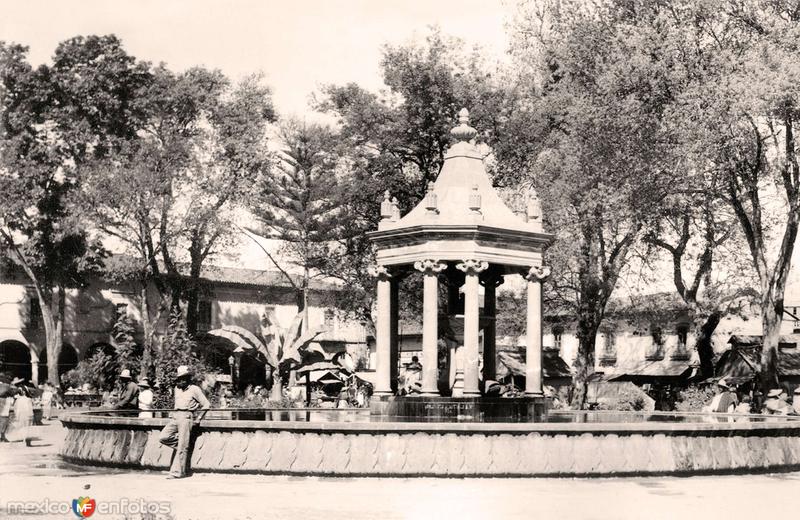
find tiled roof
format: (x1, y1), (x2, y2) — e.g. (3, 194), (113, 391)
(103, 254), (340, 291)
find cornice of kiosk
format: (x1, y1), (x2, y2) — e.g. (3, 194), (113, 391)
(369, 108), (554, 266)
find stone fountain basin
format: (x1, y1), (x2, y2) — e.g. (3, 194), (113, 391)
(60, 409), (800, 477)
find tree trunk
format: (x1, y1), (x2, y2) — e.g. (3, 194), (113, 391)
(572, 316), (599, 409)
(39, 285), (64, 387)
(270, 368), (283, 403)
(694, 311), (721, 379)
(759, 300), (782, 393)
(139, 283), (154, 377)
(185, 239), (203, 336)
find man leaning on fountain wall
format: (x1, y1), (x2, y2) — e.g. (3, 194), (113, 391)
(159, 365), (210, 479)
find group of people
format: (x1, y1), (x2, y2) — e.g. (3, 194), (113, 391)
(0, 378), (36, 446)
(113, 369), (154, 418)
(705, 378), (800, 415)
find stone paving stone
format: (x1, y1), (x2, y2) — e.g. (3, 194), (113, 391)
(220, 431), (249, 470)
(347, 433), (379, 474)
(709, 435), (731, 470)
(764, 434), (784, 468)
(433, 433), (464, 475)
(140, 431), (166, 467)
(319, 433), (350, 475)
(487, 433), (519, 475)
(267, 431), (298, 472)
(746, 436), (768, 468)
(241, 429), (271, 471)
(376, 433), (407, 474)
(728, 435), (749, 469)
(460, 433), (490, 474)
(111, 429), (130, 463)
(570, 432), (600, 474)
(517, 433), (547, 474)
(404, 431), (436, 474)
(60, 429), (76, 457)
(292, 432), (325, 473)
(126, 430), (149, 465)
(690, 435), (714, 470)
(99, 430), (116, 462)
(669, 434), (694, 472)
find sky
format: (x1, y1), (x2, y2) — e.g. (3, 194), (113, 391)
(0, 0), (513, 269)
(0, 0), (512, 118)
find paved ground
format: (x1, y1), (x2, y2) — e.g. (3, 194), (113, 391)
(0, 421), (797, 519)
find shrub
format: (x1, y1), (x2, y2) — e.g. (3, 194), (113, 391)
(595, 387), (648, 411)
(61, 351), (117, 391)
(153, 310), (219, 408)
(675, 385), (716, 412)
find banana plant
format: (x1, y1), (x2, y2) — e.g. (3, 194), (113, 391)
(207, 309), (326, 401)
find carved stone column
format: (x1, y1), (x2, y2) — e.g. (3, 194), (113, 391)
(31, 360), (39, 386)
(414, 259), (448, 395)
(370, 265), (393, 395)
(457, 259), (489, 396)
(525, 265), (550, 396)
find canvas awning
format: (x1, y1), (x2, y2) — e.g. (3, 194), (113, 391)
(608, 360), (694, 383)
(495, 349), (572, 380)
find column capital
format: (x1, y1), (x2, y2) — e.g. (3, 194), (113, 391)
(414, 259), (448, 275)
(480, 272), (505, 288)
(456, 259), (489, 275)
(524, 265), (551, 282)
(368, 264), (393, 281)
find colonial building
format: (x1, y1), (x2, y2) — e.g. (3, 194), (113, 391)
(0, 263), (368, 385)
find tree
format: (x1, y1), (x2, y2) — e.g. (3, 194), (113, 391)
(667, 0), (800, 390)
(1, 36), (147, 385)
(315, 28), (512, 328)
(501, 2), (680, 406)
(248, 119), (340, 327)
(82, 66), (275, 362)
(207, 310), (326, 401)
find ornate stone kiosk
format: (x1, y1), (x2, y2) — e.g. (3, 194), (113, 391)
(368, 109), (554, 419)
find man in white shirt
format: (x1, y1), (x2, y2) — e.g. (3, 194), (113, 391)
(158, 366), (210, 479)
(137, 379), (154, 418)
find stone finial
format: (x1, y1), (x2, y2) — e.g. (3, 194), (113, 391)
(424, 181), (438, 214)
(468, 184), (481, 214)
(380, 190), (393, 221)
(390, 197), (401, 221)
(450, 108), (478, 142)
(527, 189), (542, 222)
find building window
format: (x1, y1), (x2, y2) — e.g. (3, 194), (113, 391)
(324, 309), (336, 329)
(198, 301), (212, 331)
(646, 326), (665, 360)
(552, 326), (563, 350)
(27, 297), (42, 329)
(671, 326), (691, 360)
(600, 330), (617, 366)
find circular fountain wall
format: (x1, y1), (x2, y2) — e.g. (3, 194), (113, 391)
(60, 409), (800, 477)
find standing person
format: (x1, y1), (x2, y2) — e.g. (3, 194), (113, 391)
(0, 392), (13, 442)
(13, 387), (34, 447)
(115, 369), (139, 411)
(764, 388), (792, 415)
(792, 387), (800, 415)
(158, 366), (210, 479)
(40, 382), (54, 420)
(137, 379), (154, 419)
(704, 379), (737, 413)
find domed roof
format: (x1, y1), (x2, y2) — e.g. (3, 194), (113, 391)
(368, 108), (554, 268)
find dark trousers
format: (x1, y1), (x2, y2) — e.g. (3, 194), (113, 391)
(158, 412), (193, 477)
